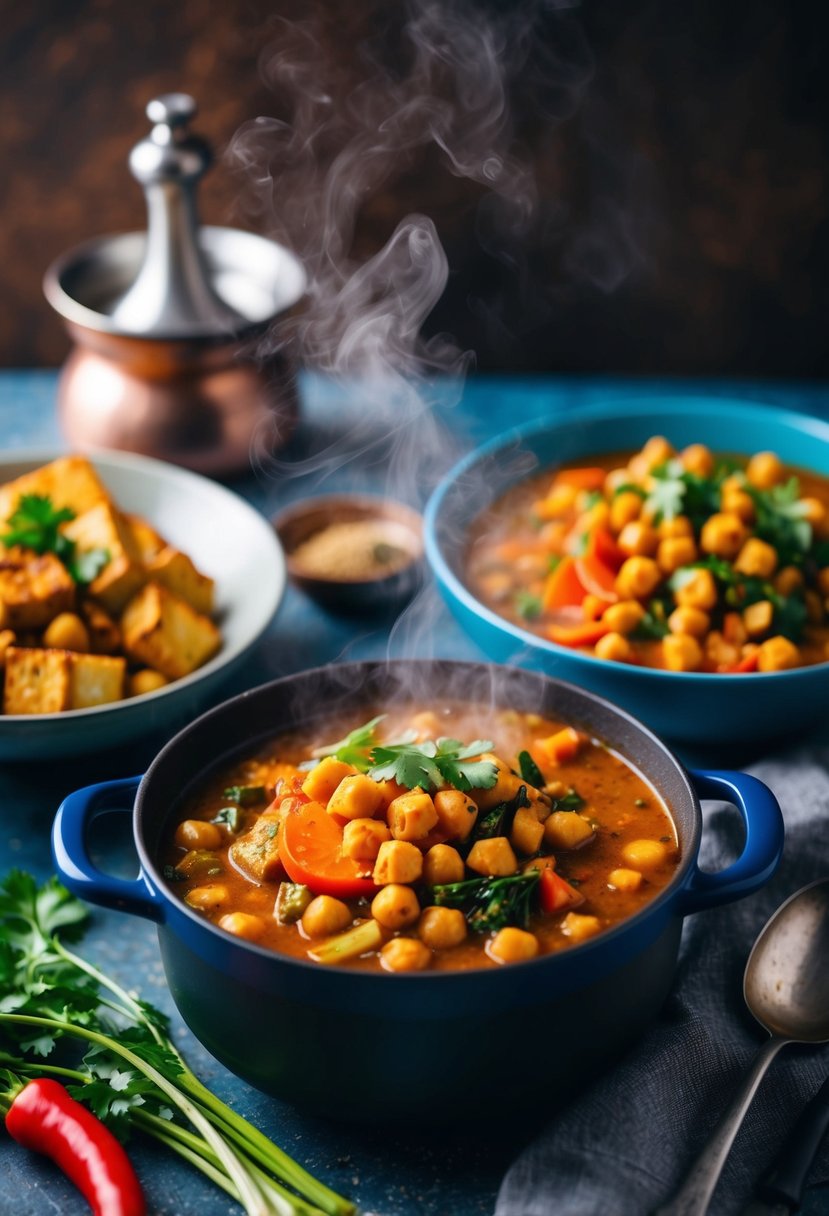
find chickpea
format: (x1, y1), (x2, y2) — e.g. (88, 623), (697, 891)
(774, 566), (804, 597)
(560, 912), (602, 943)
(609, 491), (643, 532)
(174, 819), (222, 850)
(594, 632), (633, 663)
(328, 774), (385, 821)
(674, 569), (718, 611)
(733, 538), (777, 579)
(746, 451), (785, 489)
(388, 791), (439, 841)
(510, 807), (545, 855)
(615, 556), (662, 600)
(129, 668), (169, 697)
(218, 913), (265, 942)
(466, 836), (518, 877)
(582, 593), (607, 622)
(704, 631), (739, 670)
(658, 515), (694, 540)
(605, 467), (633, 495)
(342, 817), (391, 861)
(544, 811), (595, 850)
(301, 757), (357, 803)
(667, 605), (710, 638)
(422, 843), (465, 886)
(662, 633), (703, 672)
(418, 906), (468, 950)
(301, 895), (353, 938)
(380, 937), (432, 972)
(617, 521), (659, 558)
(622, 839), (669, 869)
(42, 613), (90, 652)
(373, 840), (423, 885)
(640, 435), (675, 470)
(800, 497), (827, 534)
(433, 789), (479, 841)
(680, 443), (714, 478)
(700, 513), (747, 560)
(607, 868), (642, 892)
(657, 536), (698, 574)
(487, 927), (539, 965)
(185, 884), (229, 910)
(602, 600), (645, 635)
(721, 488), (755, 524)
(371, 884), (420, 931)
(757, 635), (800, 672)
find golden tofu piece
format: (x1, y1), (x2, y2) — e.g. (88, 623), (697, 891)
(3, 646), (72, 714)
(301, 757), (358, 803)
(122, 513), (166, 564)
(79, 599), (122, 654)
(62, 502), (147, 615)
(0, 456), (111, 524)
(145, 546), (214, 615)
(69, 653), (126, 708)
(0, 548), (76, 629)
(121, 582), (221, 680)
(229, 811), (283, 882)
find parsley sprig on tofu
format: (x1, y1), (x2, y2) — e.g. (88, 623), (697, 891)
(312, 715), (499, 793)
(2, 493), (109, 585)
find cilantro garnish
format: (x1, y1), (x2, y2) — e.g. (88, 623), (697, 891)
(211, 806), (242, 832)
(311, 717), (499, 792)
(745, 477), (812, 565)
(369, 737), (498, 793)
(1, 494), (109, 585)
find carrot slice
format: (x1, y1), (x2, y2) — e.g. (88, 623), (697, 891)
(588, 527), (625, 572)
(541, 556), (588, 611)
(280, 802), (377, 898)
(551, 467), (607, 491)
(724, 652), (760, 674)
(547, 621), (611, 649)
(573, 528), (623, 603)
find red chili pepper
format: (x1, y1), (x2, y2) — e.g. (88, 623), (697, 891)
(5, 1078), (145, 1216)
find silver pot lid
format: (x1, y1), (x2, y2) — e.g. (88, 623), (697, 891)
(44, 94), (306, 341)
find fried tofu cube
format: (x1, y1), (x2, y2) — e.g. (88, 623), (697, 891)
(229, 812), (284, 882)
(121, 582), (221, 680)
(0, 456), (110, 523)
(62, 502), (147, 615)
(301, 756), (358, 803)
(387, 791), (439, 842)
(122, 513), (166, 564)
(0, 548), (75, 629)
(69, 653), (126, 708)
(79, 600), (122, 654)
(3, 646), (71, 714)
(145, 546), (214, 615)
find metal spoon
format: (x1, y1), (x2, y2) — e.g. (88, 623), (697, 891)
(654, 878), (829, 1216)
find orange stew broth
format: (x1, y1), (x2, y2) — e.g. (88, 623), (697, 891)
(161, 703), (679, 972)
(465, 445), (829, 671)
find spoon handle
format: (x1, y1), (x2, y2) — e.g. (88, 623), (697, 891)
(653, 1037), (786, 1216)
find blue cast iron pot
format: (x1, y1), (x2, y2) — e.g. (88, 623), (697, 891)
(424, 397), (829, 752)
(52, 660), (783, 1122)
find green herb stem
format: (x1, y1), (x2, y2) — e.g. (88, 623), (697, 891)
(0, 1013), (270, 1216)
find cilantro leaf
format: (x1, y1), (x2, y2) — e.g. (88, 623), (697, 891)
(2, 494), (75, 554)
(514, 590), (542, 620)
(311, 715), (387, 771)
(369, 736), (498, 792)
(747, 477), (812, 564)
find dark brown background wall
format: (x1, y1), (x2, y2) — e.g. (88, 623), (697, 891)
(1, 0), (827, 376)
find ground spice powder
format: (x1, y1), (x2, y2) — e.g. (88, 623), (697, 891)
(291, 520), (412, 581)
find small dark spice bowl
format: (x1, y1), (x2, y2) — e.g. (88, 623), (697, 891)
(272, 493), (424, 615)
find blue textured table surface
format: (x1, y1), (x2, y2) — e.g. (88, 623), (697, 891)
(1, 370), (828, 1216)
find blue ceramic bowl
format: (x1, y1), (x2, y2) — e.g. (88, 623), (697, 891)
(425, 398), (829, 753)
(52, 660), (783, 1121)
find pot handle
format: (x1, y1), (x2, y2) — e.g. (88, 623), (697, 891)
(679, 770), (784, 914)
(52, 777), (164, 924)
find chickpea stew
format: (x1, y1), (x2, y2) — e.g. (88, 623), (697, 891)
(465, 438), (829, 673)
(161, 703), (679, 971)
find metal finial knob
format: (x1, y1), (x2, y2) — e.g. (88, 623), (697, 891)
(146, 92), (197, 127)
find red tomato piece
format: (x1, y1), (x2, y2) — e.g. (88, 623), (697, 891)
(547, 620), (611, 649)
(539, 868), (585, 914)
(542, 556), (589, 612)
(279, 803), (378, 899)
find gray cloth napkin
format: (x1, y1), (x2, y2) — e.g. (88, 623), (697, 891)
(495, 732), (829, 1216)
